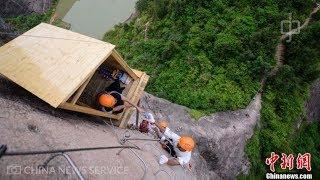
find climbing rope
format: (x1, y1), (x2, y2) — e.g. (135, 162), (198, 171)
(0, 145), (140, 156)
(0, 144), (141, 180)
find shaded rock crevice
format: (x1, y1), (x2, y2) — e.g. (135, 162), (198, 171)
(305, 79), (320, 122)
(0, 0), (52, 17)
(0, 0), (53, 46)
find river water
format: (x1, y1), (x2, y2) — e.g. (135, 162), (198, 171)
(55, 0), (137, 39)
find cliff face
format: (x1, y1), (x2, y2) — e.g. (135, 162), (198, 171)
(0, 0), (52, 17)
(0, 0), (53, 45)
(0, 77), (196, 180)
(306, 79), (320, 122)
(128, 92), (262, 179)
(0, 76), (260, 179)
(0, 17), (16, 45)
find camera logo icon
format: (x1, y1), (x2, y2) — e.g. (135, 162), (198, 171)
(280, 13), (301, 42)
(7, 164), (22, 175)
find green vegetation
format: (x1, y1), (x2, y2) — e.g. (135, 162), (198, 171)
(246, 22), (320, 177)
(188, 109), (205, 121)
(105, 0), (320, 177)
(104, 0), (313, 113)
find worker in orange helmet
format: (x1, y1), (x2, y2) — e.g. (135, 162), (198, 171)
(98, 79), (143, 114)
(155, 121), (195, 167)
(154, 120), (169, 138)
(158, 120), (169, 131)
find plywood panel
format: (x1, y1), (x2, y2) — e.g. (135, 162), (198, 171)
(119, 73), (149, 128)
(111, 50), (138, 80)
(59, 102), (120, 120)
(70, 71), (95, 104)
(132, 69), (144, 78)
(0, 23), (115, 107)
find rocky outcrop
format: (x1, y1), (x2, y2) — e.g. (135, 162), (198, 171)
(129, 92), (262, 179)
(306, 79), (320, 122)
(0, 77), (196, 179)
(0, 0), (53, 46)
(0, 75), (261, 179)
(25, 0), (52, 13)
(0, 0), (52, 17)
(0, 17), (17, 45)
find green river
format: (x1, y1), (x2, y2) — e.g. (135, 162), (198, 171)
(55, 0), (137, 39)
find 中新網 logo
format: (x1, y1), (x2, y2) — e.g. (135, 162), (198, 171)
(265, 152), (311, 172)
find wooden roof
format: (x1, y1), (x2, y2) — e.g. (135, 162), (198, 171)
(0, 23), (115, 108)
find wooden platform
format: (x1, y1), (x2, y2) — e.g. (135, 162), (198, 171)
(0, 23), (116, 108)
(0, 23), (148, 128)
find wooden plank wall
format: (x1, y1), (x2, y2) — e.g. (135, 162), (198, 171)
(119, 72), (149, 128)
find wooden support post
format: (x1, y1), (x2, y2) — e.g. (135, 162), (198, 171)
(59, 102), (121, 120)
(119, 73), (149, 128)
(111, 50), (139, 80)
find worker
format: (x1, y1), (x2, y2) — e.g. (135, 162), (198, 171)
(154, 120), (169, 139)
(98, 79), (142, 114)
(139, 112), (156, 134)
(156, 123), (195, 167)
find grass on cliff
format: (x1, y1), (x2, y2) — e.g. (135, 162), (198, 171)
(245, 22), (320, 177)
(104, 0), (320, 177)
(104, 0), (314, 114)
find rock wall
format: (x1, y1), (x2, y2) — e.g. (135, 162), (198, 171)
(0, 0), (52, 17)
(306, 79), (320, 122)
(129, 92), (262, 179)
(0, 0), (52, 46)
(0, 75), (261, 179)
(0, 17), (17, 45)
(0, 77), (196, 179)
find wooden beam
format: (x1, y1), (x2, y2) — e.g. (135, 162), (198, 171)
(77, 101), (91, 108)
(111, 50), (139, 80)
(131, 73), (149, 103)
(132, 69), (144, 78)
(70, 71), (95, 104)
(119, 73), (149, 128)
(126, 78), (140, 100)
(59, 102), (121, 120)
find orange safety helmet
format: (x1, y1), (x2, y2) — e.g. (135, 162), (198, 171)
(158, 120), (168, 129)
(99, 94), (116, 108)
(178, 136), (195, 151)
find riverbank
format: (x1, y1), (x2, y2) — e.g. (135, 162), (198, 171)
(58, 0), (137, 39)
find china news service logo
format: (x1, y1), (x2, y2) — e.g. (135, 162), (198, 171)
(265, 152), (311, 172)
(280, 13), (301, 43)
(7, 164), (129, 175)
